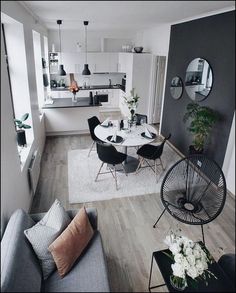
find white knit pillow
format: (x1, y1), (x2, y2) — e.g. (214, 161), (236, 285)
(24, 199), (71, 279)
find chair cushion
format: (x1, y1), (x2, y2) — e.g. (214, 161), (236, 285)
(24, 199), (71, 280)
(1, 209), (42, 292)
(137, 144), (158, 160)
(42, 231), (110, 292)
(48, 207), (94, 278)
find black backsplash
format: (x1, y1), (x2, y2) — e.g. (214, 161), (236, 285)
(161, 10), (235, 167)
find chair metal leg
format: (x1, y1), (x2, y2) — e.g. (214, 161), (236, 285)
(136, 157), (143, 174)
(201, 224), (205, 245)
(159, 157), (164, 171)
(153, 207), (167, 228)
(88, 141), (95, 157)
(114, 167), (118, 190)
(155, 160), (157, 182)
(121, 163), (128, 176)
(95, 162), (104, 181)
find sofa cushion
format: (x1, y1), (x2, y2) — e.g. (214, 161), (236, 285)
(24, 199), (71, 280)
(48, 207), (94, 278)
(42, 231), (110, 292)
(1, 209), (42, 292)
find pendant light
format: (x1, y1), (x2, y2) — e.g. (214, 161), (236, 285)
(57, 19), (66, 76)
(82, 21), (91, 75)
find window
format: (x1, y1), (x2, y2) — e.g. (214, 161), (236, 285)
(2, 13), (34, 166)
(32, 30), (45, 112)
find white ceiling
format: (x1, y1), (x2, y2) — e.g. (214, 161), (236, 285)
(21, 1), (235, 31)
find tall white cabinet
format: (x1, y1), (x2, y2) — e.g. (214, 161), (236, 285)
(118, 53), (154, 119)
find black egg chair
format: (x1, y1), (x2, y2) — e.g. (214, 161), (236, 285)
(153, 154), (227, 244)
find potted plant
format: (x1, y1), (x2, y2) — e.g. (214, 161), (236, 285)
(183, 103), (218, 154)
(14, 113), (31, 147)
(123, 88), (141, 124)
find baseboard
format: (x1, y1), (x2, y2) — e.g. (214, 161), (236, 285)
(46, 130), (89, 136)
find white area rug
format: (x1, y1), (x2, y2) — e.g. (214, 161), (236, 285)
(68, 144), (181, 203)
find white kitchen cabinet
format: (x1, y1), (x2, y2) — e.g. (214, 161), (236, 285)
(50, 90), (72, 99)
(43, 106), (100, 135)
(61, 52), (84, 74)
(118, 53), (153, 117)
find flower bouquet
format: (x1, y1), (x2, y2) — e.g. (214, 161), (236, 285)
(163, 230), (217, 290)
(69, 80), (79, 102)
(123, 88), (140, 123)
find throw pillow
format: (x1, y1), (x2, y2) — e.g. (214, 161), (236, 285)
(24, 199), (71, 279)
(48, 206), (94, 278)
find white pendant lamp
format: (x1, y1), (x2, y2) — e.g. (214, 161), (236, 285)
(57, 19), (66, 76)
(82, 21), (91, 75)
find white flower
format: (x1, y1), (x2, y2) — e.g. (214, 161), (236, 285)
(186, 266), (199, 279)
(187, 254), (196, 266)
(169, 242), (181, 255)
(164, 235), (174, 247)
(174, 253), (184, 263)
(171, 263), (186, 279)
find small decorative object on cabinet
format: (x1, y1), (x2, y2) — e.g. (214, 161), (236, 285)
(14, 113), (31, 147)
(134, 46), (143, 53)
(183, 102), (218, 154)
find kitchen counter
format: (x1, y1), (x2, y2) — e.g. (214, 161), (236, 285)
(42, 97), (101, 109)
(51, 84), (125, 92)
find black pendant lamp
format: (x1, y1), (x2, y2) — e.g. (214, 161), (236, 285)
(57, 19), (66, 76)
(82, 21), (91, 75)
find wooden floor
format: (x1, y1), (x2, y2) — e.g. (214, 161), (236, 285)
(31, 134), (235, 292)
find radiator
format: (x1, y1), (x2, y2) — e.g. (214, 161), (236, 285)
(28, 150), (41, 195)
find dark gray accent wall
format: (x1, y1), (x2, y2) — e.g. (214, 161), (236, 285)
(161, 10), (235, 167)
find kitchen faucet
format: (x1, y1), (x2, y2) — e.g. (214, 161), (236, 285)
(109, 79), (112, 87)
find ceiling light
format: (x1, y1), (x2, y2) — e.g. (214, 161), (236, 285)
(57, 19), (66, 76)
(82, 21), (91, 75)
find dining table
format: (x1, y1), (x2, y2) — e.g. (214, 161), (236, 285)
(94, 121), (158, 173)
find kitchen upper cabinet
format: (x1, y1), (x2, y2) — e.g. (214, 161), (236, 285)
(59, 52), (119, 74)
(88, 53), (118, 73)
(61, 52), (84, 74)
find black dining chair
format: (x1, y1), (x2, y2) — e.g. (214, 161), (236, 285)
(135, 113), (148, 125)
(95, 142), (127, 190)
(87, 116), (102, 157)
(136, 134), (171, 182)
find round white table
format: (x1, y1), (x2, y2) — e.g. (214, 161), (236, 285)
(94, 122), (158, 173)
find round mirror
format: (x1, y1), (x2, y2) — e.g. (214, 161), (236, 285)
(185, 58), (213, 101)
(170, 76), (183, 99)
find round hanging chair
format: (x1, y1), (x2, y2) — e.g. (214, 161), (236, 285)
(153, 155), (227, 241)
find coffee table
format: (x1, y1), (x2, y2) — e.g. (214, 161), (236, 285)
(148, 242), (234, 292)
(94, 122), (157, 173)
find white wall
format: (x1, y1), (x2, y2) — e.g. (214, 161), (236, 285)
(223, 113), (235, 195)
(48, 29), (136, 53)
(1, 1), (47, 233)
(135, 23), (171, 56)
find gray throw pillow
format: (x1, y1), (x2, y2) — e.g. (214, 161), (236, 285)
(24, 199), (71, 279)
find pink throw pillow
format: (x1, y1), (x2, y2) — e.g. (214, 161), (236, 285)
(48, 207), (94, 278)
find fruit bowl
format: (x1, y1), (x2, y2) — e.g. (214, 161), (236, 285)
(134, 47), (143, 53)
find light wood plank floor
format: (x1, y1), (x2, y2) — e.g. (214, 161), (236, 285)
(31, 134), (235, 292)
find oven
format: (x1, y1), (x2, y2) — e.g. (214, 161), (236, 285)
(95, 90), (112, 106)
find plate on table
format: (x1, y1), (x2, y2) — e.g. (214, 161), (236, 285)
(100, 122), (113, 128)
(107, 135), (124, 143)
(141, 132), (156, 139)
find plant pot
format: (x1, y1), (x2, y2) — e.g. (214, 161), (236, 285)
(189, 145), (203, 155)
(170, 275), (187, 291)
(16, 130), (26, 146)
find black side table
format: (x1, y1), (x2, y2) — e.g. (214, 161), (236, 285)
(148, 243), (234, 292)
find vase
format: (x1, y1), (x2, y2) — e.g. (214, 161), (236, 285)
(16, 130), (27, 147)
(72, 93), (77, 103)
(170, 275), (187, 291)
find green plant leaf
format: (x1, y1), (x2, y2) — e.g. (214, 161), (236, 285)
(14, 119), (22, 125)
(22, 124), (31, 129)
(21, 113), (29, 121)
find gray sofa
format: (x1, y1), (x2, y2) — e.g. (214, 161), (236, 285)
(1, 208), (110, 292)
